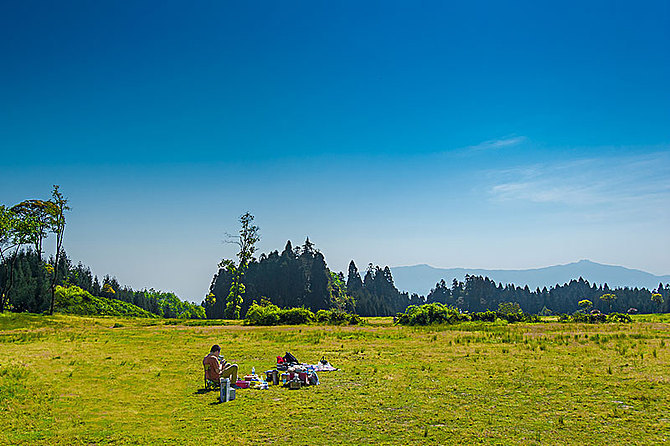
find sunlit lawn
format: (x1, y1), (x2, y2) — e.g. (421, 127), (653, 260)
(1, 313), (669, 445)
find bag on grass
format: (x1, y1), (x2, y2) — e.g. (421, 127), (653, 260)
(283, 352), (300, 365)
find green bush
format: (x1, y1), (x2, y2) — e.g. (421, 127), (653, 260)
(497, 302), (522, 315)
(500, 312), (541, 323)
(243, 302), (310, 326)
(315, 309), (362, 325)
(54, 286), (157, 318)
(607, 312), (632, 323)
(558, 312), (631, 323)
(244, 301), (282, 326)
(396, 303), (469, 326)
(278, 307), (314, 325)
(572, 312), (606, 323)
(244, 302), (362, 326)
(495, 302), (540, 323)
(471, 311), (497, 322)
(396, 304), (543, 326)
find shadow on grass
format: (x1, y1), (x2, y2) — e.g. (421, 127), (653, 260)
(194, 388), (218, 395)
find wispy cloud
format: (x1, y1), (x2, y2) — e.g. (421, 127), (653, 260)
(491, 182), (604, 205)
(464, 136), (527, 153)
(488, 151), (670, 219)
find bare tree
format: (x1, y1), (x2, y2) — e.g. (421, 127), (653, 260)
(221, 212), (260, 319)
(48, 185), (70, 315)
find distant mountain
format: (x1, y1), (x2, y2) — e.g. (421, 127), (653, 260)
(390, 260), (670, 296)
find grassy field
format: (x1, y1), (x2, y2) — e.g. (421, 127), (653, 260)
(1, 313), (669, 445)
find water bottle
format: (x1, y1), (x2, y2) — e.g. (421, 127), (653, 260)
(220, 378), (230, 402)
(252, 366), (256, 376)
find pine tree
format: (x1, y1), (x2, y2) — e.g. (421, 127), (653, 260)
(346, 261), (363, 292)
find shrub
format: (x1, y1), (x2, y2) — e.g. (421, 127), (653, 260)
(396, 303), (469, 326)
(315, 309), (361, 325)
(396, 304), (542, 326)
(496, 312), (540, 323)
(557, 313), (570, 322)
(244, 300), (362, 325)
(244, 301), (281, 326)
(244, 301), (362, 326)
(520, 313), (541, 323)
(497, 302), (522, 315)
(471, 311), (497, 322)
(501, 312), (523, 323)
(539, 306), (553, 316)
(278, 307), (314, 325)
(495, 302), (540, 323)
(568, 312), (607, 323)
(607, 312), (632, 323)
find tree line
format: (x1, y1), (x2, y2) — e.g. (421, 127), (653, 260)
(424, 275), (668, 315)
(1, 188), (203, 319)
(5, 201), (667, 320)
(205, 238), (354, 318)
(204, 214), (668, 318)
(2, 248), (204, 318)
(204, 212), (419, 318)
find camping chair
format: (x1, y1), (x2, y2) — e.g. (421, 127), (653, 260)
(204, 364), (220, 390)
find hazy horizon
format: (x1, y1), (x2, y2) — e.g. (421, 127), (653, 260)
(2, 2), (669, 301)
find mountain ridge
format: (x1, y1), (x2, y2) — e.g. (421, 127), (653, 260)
(390, 260), (670, 296)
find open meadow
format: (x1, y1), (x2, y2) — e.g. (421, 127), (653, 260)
(1, 313), (669, 445)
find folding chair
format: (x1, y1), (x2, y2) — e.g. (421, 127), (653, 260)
(204, 363), (220, 390)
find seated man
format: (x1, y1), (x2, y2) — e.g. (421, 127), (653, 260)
(203, 344), (239, 385)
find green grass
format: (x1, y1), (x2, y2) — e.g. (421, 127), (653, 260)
(1, 313), (669, 444)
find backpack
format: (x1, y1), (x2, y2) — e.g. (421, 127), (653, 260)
(283, 352), (300, 365)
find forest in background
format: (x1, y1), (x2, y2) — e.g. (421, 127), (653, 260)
(1, 249), (205, 319)
(1, 188), (203, 319)
(3, 194), (667, 320)
(3, 238), (667, 320)
(205, 237), (669, 319)
(205, 238), (421, 318)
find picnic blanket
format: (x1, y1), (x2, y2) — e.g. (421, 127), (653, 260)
(278, 353), (339, 372)
(305, 360), (338, 372)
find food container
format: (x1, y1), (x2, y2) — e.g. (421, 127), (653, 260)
(235, 380), (250, 389)
(281, 373), (290, 384)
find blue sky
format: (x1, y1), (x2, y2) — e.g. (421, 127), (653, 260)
(2, 1), (669, 301)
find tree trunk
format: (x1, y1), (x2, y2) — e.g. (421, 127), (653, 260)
(49, 234), (63, 315)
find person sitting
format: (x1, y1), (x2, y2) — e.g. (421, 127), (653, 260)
(203, 344), (239, 386)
